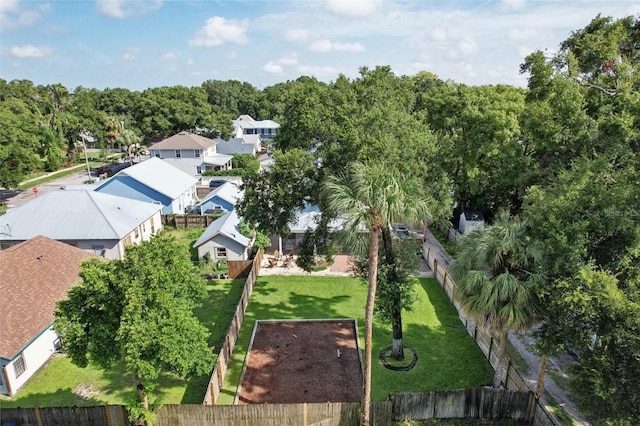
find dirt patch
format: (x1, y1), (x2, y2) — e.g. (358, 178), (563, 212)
(237, 319), (363, 405)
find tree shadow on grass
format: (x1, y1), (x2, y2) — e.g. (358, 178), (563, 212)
(0, 387), (106, 409)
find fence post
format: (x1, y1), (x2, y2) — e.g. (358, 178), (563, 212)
(504, 358), (511, 389)
(433, 259), (438, 281)
(488, 336), (493, 362)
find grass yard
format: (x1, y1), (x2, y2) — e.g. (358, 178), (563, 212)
(216, 276), (493, 404)
(0, 279), (245, 408)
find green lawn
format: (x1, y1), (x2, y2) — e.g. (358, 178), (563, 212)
(0, 275), (493, 408)
(0, 279), (245, 408)
(216, 276), (493, 404)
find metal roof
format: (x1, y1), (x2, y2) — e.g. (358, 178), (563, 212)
(193, 210), (250, 248)
(233, 115), (280, 130)
(0, 190), (161, 241)
(199, 182), (243, 206)
(203, 153), (233, 167)
(216, 138), (257, 156)
(116, 157), (198, 199)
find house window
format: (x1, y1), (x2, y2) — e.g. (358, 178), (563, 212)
(92, 246), (105, 256)
(175, 150), (181, 158)
(123, 234), (132, 247)
(195, 150), (201, 158)
(150, 217), (155, 234)
(14, 354), (26, 378)
(215, 247), (227, 258)
(196, 166), (202, 174)
(134, 227), (139, 239)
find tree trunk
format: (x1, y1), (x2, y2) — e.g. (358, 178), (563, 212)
(381, 227), (404, 360)
(492, 332), (508, 388)
(361, 224), (380, 426)
(391, 313), (404, 360)
(133, 373), (152, 426)
(535, 355), (547, 400)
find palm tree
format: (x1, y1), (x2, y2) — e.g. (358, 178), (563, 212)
(117, 129), (142, 165)
(323, 162), (431, 426)
(449, 210), (544, 388)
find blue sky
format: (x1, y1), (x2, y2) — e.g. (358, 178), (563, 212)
(1, 0), (638, 91)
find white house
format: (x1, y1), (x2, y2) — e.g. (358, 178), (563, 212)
(193, 210), (251, 261)
(148, 132), (232, 178)
(0, 236), (93, 396)
(0, 189), (162, 259)
(196, 182), (243, 215)
(94, 157), (198, 215)
(459, 211), (485, 234)
(232, 115), (280, 140)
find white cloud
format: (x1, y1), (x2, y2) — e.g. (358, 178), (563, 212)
(1, 1), (49, 31)
(187, 58), (195, 65)
(508, 28), (538, 41)
(122, 48), (140, 61)
(10, 44), (52, 58)
(457, 37), (478, 56)
(262, 53), (298, 74)
(96, 0), (163, 19)
(161, 51), (177, 60)
(499, 0), (526, 10)
(189, 16), (249, 47)
(262, 62), (283, 74)
(323, 0), (381, 18)
(286, 28), (311, 43)
(430, 28), (447, 41)
(310, 39), (364, 53)
(297, 65), (338, 77)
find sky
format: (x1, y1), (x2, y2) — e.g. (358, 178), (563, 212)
(1, 0), (639, 91)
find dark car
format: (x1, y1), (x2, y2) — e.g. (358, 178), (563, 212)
(209, 179), (225, 188)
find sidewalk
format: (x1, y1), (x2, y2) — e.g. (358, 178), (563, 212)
(422, 227), (589, 425)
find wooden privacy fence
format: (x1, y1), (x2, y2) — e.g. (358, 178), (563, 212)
(0, 405), (129, 426)
(161, 214), (217, 228)
(202, 249), (263, 405)
(422, 244), (558, 426)
(2, 389), (531, 426)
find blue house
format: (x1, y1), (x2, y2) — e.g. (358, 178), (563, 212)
(94, 157), (198, 215)
(196, 182), (243, 215)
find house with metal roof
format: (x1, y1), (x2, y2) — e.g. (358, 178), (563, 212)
(0, 189), (162, 259)
(232, 115), (280, 140)
(93, 157), (198, 215)
(0, 236), (94, 396)
(147, 131), (233, 178)
(215, 135), (261, 156)
(193, 210), (251, 261)
(195, 182), (243, 215)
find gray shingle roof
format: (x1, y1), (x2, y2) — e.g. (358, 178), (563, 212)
(199, 182), (243, 205)
(0, 190), (161, 241)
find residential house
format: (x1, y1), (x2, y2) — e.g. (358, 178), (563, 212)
(276, 204), (345, 254)
(215, 134), (262, 157)
(458, 211), (485, 234)
(147, 131), (232, 177)
(0, 189), (162, 259)
(94, 157), (198, 215)
(196, 182), (243, 215)
(0, 236), (93, 396)
(193, 210), (251, 261)
(232, 115), (280, 140)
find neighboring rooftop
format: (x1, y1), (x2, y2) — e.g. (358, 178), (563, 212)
(111, 157), (198, 200)
(149, 131), (219, 150)
(216, 137), (258, 156)
(199, 182), (243, 206)
(0, 189), (161, 241)
(0, 236), (94, 360)
(193, 210), (250, 249)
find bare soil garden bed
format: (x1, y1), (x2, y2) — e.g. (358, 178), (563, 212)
(236, 319), (363, 405)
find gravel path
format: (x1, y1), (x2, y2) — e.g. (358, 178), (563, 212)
(422, 227), (590, 425)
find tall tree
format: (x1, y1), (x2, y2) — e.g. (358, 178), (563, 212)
(54, 236), (213, 423)
(117, 128), (142, 165)
(450, 210), (544, 387)
(324, 162), (431, 425)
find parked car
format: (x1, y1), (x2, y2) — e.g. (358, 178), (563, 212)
(209, 179), (226, 188)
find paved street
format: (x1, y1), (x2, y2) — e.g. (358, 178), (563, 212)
(1, 169), (98, 212)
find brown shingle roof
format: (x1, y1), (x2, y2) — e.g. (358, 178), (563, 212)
(0, 236), (94, 360)
(149, 132), (218, 150)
